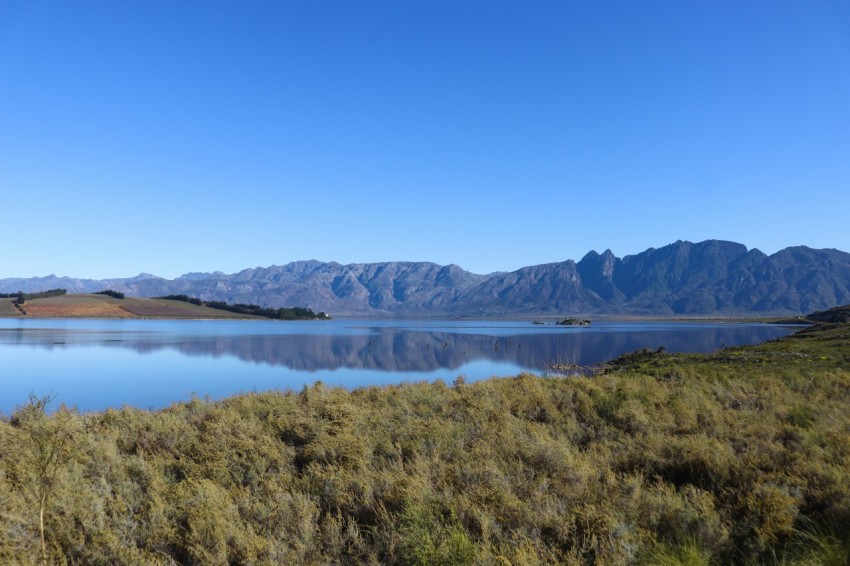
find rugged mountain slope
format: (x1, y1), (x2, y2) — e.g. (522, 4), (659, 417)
(457, 261), (607, 315)
(2, 240), (849, 316)
(612, 240), (748, 313)
(576, 250), (625, 304)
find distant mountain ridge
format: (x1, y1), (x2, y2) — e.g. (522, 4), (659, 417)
(3, 240), (849, 316)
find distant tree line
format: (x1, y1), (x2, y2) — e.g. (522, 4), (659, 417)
(155, 294), (203, 305)
(154, 295), (328, 320)
(205, 301), (323, 320)
(95, 290), (125, 299)
(0, 289), (67, 304)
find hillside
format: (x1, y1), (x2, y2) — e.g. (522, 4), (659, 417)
(806, 303), (850, 324)
(1, 294), (261, 319)
(2, 240), (849, 316)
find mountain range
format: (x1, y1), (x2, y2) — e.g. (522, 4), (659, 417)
(3, 240), (849, 316)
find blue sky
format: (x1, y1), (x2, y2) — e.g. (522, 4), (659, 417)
(1, 1), (848, 279)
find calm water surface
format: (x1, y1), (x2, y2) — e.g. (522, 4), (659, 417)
(0, 318), (799, 413)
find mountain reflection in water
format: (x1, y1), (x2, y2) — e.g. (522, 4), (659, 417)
(0, 320), (798, 374)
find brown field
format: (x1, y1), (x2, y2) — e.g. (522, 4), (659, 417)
(119, 301), (205, 317)
(25, 295), (118, 306)
(0, 299), (21, 316)
(5, 294), (259, 319)
(119, 298), (255, 318)
(22, 296), (134, 318)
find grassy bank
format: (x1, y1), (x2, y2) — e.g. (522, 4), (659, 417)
(1, 322), (849, 564)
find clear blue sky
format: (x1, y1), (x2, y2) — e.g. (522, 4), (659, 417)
(1, 1), (849, 279)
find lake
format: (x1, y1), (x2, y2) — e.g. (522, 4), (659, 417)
(0, 318), (799, 414)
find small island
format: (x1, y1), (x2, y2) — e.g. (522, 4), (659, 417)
(531, 318), (591, 326)
(556, 317), (590, 326)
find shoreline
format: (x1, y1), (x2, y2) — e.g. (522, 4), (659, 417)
(1, 320), (846, 564)
(0, 312), (810, 324)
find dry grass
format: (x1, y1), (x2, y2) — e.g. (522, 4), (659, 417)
(24, 295), (112, 305)
(22, 299), (134, 318)
(120, 298), (258, 318)
(6, 295), (260, 319)
(0, 298), (21, 316)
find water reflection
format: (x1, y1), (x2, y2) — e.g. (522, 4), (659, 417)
(0, 321), (797, 373)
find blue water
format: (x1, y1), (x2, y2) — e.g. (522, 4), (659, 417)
(0, 318), (799, 414)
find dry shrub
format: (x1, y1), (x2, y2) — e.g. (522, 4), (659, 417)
(0, 324), (848, 563)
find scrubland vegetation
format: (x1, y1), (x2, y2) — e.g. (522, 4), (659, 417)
(1, 320), (849, 564)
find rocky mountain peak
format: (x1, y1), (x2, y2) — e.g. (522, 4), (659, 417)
(2, 241), (848, 316)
